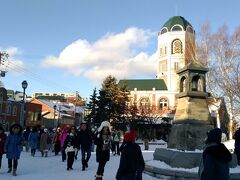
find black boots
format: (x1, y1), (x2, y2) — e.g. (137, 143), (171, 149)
(82, 160), (88, 171)
(7, 168), (16, 176)
(12, 169), (17, 176)
(7, 168), (12, 173)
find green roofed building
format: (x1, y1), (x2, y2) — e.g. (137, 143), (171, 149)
(118, 79), (167, 91)
(118, 16), (196, 116)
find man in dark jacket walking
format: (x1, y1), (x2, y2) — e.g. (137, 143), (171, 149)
(77, 121), (92, 171)
(198, 128), (232, 180)
(116, 131), (145, 180)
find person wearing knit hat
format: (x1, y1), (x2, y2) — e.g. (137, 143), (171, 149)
(198, 128), (232, 180)
(94, 121), (111, 180)
(123, 131), (136, 142)
(97, 121), (110, 132)
(116, 131), (145, 180)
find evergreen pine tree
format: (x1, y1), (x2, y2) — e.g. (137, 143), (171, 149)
(96, 75), (119, 125)
(86, 88), (98, 126)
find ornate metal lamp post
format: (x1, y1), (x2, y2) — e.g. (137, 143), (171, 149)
(21, 80), (28, 127)
(53, 105), (57, 127)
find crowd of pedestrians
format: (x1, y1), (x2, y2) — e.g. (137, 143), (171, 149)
(0, 121), (145, 179)
(1, 121), (238, 180)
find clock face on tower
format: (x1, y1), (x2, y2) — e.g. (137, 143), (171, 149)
(173, 39), (182, 54)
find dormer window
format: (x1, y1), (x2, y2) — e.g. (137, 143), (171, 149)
(160, 28), (168, 34)
(186, 26), (194, 34)
(171, 25), (183, 31)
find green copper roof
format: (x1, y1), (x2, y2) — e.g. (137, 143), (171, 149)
(118, 79), (167, 91)
(162, 16), (193, 31)
(176, 61), (209, 74)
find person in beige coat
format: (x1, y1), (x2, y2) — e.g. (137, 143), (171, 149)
(40, 128), (50, 157)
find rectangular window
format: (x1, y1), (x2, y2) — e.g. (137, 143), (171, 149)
(162, 63), (166, 72)
(0, 92), (3, 101)
(6, 105), (11, 114)
(27, 111), (34, 121)
(174, 62), (179, 71)
(159, 48), (162, 57)
(34, 112), (39, 121)
(12, 107), (17, 116)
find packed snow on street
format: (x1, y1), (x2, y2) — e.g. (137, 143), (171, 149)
(1, 141), (239, 180)
(0, 144), (159, 180)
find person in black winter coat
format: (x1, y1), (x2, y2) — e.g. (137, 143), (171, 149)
(198, 128), (232, 180)
(77, 121), (92, 171)
(63, 126), (78, 170)
(233, 127), (240, 165)
(0, 126), (6, 170)
(116, 131), (145, 180)
(94, 121), (111, 180)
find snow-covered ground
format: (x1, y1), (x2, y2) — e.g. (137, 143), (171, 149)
(1, 141), (238, 180)
(0, 144), (159, 180)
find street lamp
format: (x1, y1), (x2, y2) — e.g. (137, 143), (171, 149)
(20, 80), (28, 127)
(57, 105), (61, 127)
(53, 105), (57, 127)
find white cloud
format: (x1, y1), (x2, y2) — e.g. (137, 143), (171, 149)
(42, 27), (157, 82)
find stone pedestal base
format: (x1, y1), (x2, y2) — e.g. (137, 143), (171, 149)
(167, 123), (213, 151)
(153, 148), (237, 169)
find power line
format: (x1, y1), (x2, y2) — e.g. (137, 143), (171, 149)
(0, 56), (79, 94)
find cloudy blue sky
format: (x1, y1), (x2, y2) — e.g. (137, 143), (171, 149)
(0, 0), (239, 98)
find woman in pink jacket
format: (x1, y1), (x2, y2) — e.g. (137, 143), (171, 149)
(59, 127), (69, 162)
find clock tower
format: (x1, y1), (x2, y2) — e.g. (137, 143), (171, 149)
(157, 16), (195, 93)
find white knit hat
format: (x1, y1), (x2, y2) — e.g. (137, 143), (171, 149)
(98, 121), (111, 132)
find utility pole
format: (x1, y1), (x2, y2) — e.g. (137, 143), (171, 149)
(74, 91), (78, 125)
(0, 51), (9, 77)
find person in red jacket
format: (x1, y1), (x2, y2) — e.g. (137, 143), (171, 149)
(0, 126), (6, 170)
(116, 131), (145, 180)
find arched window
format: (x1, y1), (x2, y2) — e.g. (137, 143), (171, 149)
(180, 76), (186, 92)
(0, 92), (3, 101)
(160, 28), (168, 34)
(172, 39), (182, 54)
(192, 75), (200, 91)
(171, 25), (183, 31)
(159, 97), (168, 109)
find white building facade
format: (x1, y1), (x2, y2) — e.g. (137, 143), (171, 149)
(119, 16), (196, 116)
